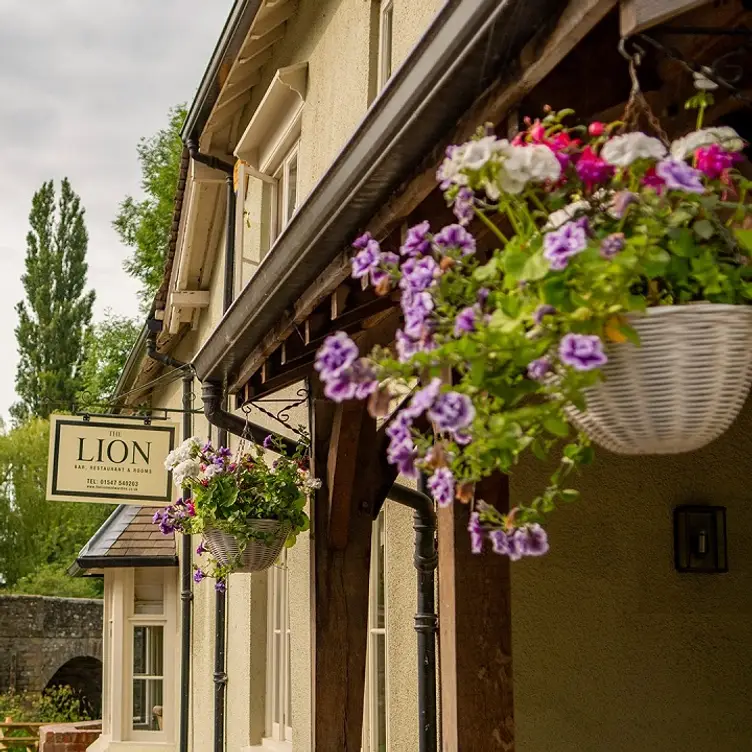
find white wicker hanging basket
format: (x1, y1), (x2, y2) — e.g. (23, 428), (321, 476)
(564, 304), (752, 455)
(203, 519), (291, 573)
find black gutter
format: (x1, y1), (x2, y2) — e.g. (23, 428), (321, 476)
(179, 370), (194, 752)
(192, 0), (567, 389)
(70, 556), (179, 575)
(181, 0), (265, 145)
(145, 331), (195, 752)
(186, 140), (234, 175)
(388, 481), (438, 752)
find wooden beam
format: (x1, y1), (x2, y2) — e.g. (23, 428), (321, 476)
(169, 290), (210, 308)
(311, 381), (391, 752)
(620, 0), (711, 36)
(326, 401), (368, 550)
(438, 473), (514, 751)
(250, 0), (297, 40)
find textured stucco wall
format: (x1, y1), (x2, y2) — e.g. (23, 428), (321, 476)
(511, 399), (752, 752)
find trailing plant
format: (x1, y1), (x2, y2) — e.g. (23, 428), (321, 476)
(315, 105), (752, 559)
(154, 435), (315, 585)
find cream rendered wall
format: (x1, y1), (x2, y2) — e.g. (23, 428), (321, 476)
(390, 0), (443, 75)
(511, 400), (752, 752)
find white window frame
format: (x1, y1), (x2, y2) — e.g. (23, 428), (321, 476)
(265, 550), (293, 747)
(377, 0), (394, 91)
(363, 510), (388, 752)
(270, 143), (300, 245)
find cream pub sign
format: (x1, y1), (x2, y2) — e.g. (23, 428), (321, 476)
(46, 414), (177, 505)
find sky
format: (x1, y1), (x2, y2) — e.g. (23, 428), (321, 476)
(0, 0), (234, 419)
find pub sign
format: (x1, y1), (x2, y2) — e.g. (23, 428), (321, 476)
(46, 414), (177, 505)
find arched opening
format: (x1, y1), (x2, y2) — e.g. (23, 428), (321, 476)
(45, 656), (103, 718)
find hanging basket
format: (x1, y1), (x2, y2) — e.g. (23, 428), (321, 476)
(203, 520), (291, 573)
(565, 304), (752, 455)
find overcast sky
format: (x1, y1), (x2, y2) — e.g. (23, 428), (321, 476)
(0, 1), (233, 420)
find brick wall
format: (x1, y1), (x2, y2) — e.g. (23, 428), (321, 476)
(0, 595), (103, 693)
(38, 721), (101, 752)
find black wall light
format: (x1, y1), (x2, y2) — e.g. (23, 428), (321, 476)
(674, 505), (728, 574)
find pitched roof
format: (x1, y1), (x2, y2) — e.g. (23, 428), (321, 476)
(70, 505), (178, 575)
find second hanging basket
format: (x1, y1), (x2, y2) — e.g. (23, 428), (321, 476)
(203, 519), (291, 573)
(565, 304), (752, 455)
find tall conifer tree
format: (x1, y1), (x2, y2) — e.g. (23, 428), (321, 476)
(12, 178), (95, 421)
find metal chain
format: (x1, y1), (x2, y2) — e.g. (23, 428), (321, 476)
(619, 45), (670, 145)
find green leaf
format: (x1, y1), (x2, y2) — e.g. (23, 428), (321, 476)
(734, 229), (752, 253)
(579, 446), (595, 465)
(488, 309), (519, 333)
(502, 248), (527, 278)
(560, 489), (580, 502)
(693, 219), (714, 240)
(668, 228), (698, 258)
(473, 257), (498, 282)
(543, 416), (569, 438)
(521, 251), (550, 281)
(643, 248), (670, 278)
(531, 439), (548, 461)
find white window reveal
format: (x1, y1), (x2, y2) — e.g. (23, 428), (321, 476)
(132, 625), (164, 731)
(234, 63), (307, 280)
(266, 550), (293, 745)
(378, 0), (394, 91)
(363, 510), (388, 751)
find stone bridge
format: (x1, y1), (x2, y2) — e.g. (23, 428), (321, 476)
(0, 595), (103, 713)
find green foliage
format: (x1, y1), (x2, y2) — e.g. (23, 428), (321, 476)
(10, 563), (103, 599)
(0, 418), (113, 591)
(114, 104), (186, 307)
(12, 179), (95, 423)
(78, 309), (140, 406)
(0, 685), (92, 725)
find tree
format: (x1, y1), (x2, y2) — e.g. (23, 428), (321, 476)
(78, 310), (141, 406)
(0, 418), (113, 597)
(12, 179), (95, 422)
(114, 104), (186, 307)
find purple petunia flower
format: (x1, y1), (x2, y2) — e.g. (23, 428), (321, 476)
(400, 221), (431, 257)
(400, 256), (439, 294)
(215, 580), (226, 593)
(201, 442), (213, 454)
(386, 412), (413, 445)
(454, 306), (477, 336)
(518, 524), (549, 556)
(218, 447), (232, 458)
(434, 224), (476, 256)
(403, 291), (435, 339)
(315, 332), (359, 381)
(453, 187), (475, 226)
(352, 231), (373, 249)
(600, 232), (625, 260)
(559, 333), (607, 371)
(468, 511), (484, 554)
(263, 435), (274, 449)
(533, 304), (556, 326)
(404, 378), (442, 420)
(655, 159), (705, 194)
(323, 373), (357, 402)
(543, 220), (588, 271)
(489, 529), (510, 556)
(527, 357), (551, 382)
(152, 510), (162, 524)
(387, 440), (418, 478)
(427, 467), (455, 507)
(193, 569), (205, 583)
(611, 191), (638, 218)
(396, 329), (420, 362)
(351, 239), (381, 279)
(350, 359), (379, 400)
(428, 391), (475, 434)
(477, 288), (490, 306)
(505, 530), (525, 561)
(196, 541), (206, 556)
(370, 251), (400, 287)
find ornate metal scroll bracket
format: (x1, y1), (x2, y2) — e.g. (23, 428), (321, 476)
(241, 385), (311, 438)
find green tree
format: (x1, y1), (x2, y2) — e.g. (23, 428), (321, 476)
(12, 179), (95, 422)
(78, 310), (141, 406)
(114, 104), (186, 306)
(0, 418), (113, 596)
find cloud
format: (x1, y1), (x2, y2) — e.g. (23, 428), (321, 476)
(0, 0), (234, 419)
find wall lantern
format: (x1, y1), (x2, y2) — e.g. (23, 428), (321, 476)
(674, 505), (728, 574)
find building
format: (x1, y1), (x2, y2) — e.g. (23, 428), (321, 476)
(75, 1), (752, 751)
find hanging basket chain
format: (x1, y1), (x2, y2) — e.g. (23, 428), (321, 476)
(619, 41), (670, 145)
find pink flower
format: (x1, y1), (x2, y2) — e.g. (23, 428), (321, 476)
(588, 122), (605, 137)
(695, 143), (741, 179)
(186, 502), (196, 517)
(529, 120), (546, 143)
(575, 146), (613, 189)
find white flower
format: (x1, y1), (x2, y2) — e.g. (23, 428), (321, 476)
(670, 126), (744, 160)
(304, 477), (322, 491)
(601, 133), (667, 167)
(497, 144), (561, 195)
(461, 136), (506, 171)
(203, 463), (221, 481)
(172, 458), (200, 488)
(544, 200), (591, 231)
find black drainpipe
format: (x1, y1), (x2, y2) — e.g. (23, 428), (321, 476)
(145, 329), (193, 752)
(388, 480), (438, 752)
(184, 141), (234, 752)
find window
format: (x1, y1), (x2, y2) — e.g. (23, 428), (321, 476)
(132, 625), (164, 731)
(266, 550), (293, 744)
(364, 510), (387, 751)
(271, 144), (300, 243)
(378, 1), (394, 91)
